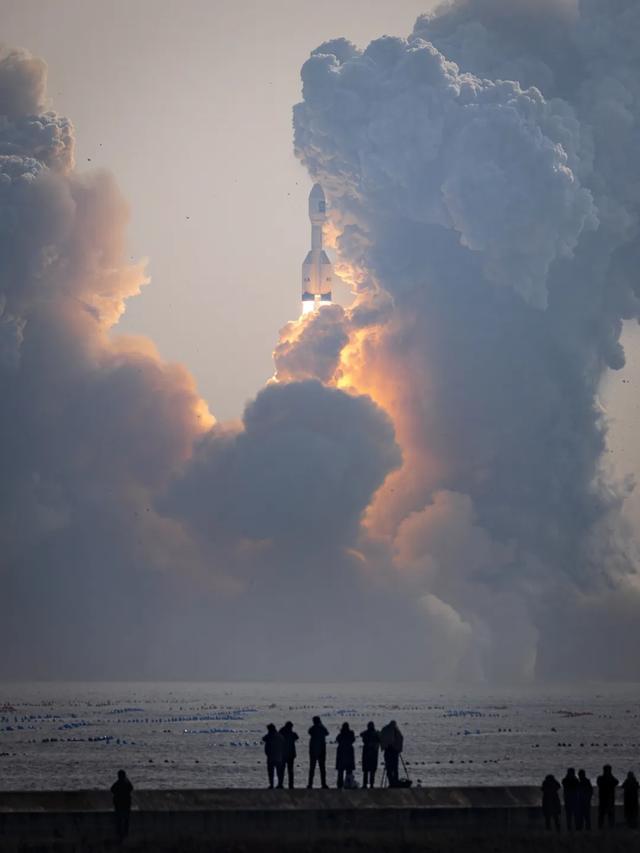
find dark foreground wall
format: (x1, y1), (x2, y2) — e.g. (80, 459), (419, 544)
(0, 787), (637, 852)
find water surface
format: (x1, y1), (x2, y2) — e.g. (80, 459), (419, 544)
(1, 682), (638, 790)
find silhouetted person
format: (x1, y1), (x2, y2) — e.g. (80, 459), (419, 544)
(380, 720), (403, 787)
(360, 722), (381, 789)
(262, 723), (285, 789)
(577, 769), (593, 830)
(562, 767), (579, 831)
(597, 764), (619, 828)
(335, 722), (356, 789)
(279, 721), (299, 789)
(110, 769), (133, 842)
(623, 771), (639, 829)
(541, 774), (561, 832)
(307, 715), (329, 789)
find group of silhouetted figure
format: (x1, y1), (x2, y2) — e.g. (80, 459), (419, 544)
(108, 752), (640, 843)
(261, 717), (406, 790)
(542, 765), (639, 831)
(107, 719), (405, 841)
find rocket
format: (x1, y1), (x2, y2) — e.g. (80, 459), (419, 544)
(301, 183), (333, 314)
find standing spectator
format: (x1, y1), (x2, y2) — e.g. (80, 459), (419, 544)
(279, 721), (299, 790)
(541, 774), (561, 832)
(110, 769), (133, 842)
(335, 722), (356, 790)
(576, 769), (593, 830)
(562, 767), (579, 831)
(623, 771), (639, 829)
(360, 722), (381, 789)
(262, 723), (285, 789)
(597, 764), (619, 828)
(307, 715), (329, 789)
(379, 720), (403, 787)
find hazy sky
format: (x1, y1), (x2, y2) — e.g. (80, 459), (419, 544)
(2, 0), (436, 420)
(2, 0), (636, 477)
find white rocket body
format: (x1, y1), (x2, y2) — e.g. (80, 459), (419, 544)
(301, 183), (333, 312)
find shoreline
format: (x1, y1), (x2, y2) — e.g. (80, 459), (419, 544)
(1, 786), (638, 852)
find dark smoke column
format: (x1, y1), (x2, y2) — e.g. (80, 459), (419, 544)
(301, 183), (334, 314)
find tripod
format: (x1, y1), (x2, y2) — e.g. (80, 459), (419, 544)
(380, 754), (410, 788)
(400, 754), (410, 779)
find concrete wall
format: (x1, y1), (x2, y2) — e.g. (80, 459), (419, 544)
(0, 787), (637, 852)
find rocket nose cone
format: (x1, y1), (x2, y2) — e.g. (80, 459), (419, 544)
(309, 183), (325, 203)
(309, 183), (327, 222)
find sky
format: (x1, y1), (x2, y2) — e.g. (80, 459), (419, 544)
(2, 0), (636, 469)
(1, 0), (436, 420)
(2, 0), (640, 682)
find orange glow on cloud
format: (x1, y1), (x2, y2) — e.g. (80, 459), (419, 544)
(276, 311), (309, 352)
(328, 305), (445, 539)
(323, 218), (341, 250)
(274, 240), (442, 541)
(110, 333), (216, 434)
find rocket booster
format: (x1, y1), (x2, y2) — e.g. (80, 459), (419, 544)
(301, 183), (333, 313)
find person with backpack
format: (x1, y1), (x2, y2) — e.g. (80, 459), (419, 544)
(379, 720), (403, 787)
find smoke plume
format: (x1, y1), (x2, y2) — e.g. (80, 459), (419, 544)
(291, 0), (640, 680)
(3, 0), (640, 682)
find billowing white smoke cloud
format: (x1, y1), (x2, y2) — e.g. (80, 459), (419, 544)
(166, 379), (400, 545)
(292, 0), (640, 680)
(274, 304), (348, 383)
(0, 48), (402, 679)
(4, 0), (640, 682)
(0, 48), (224, 678)
(295, 31), (597, 308)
